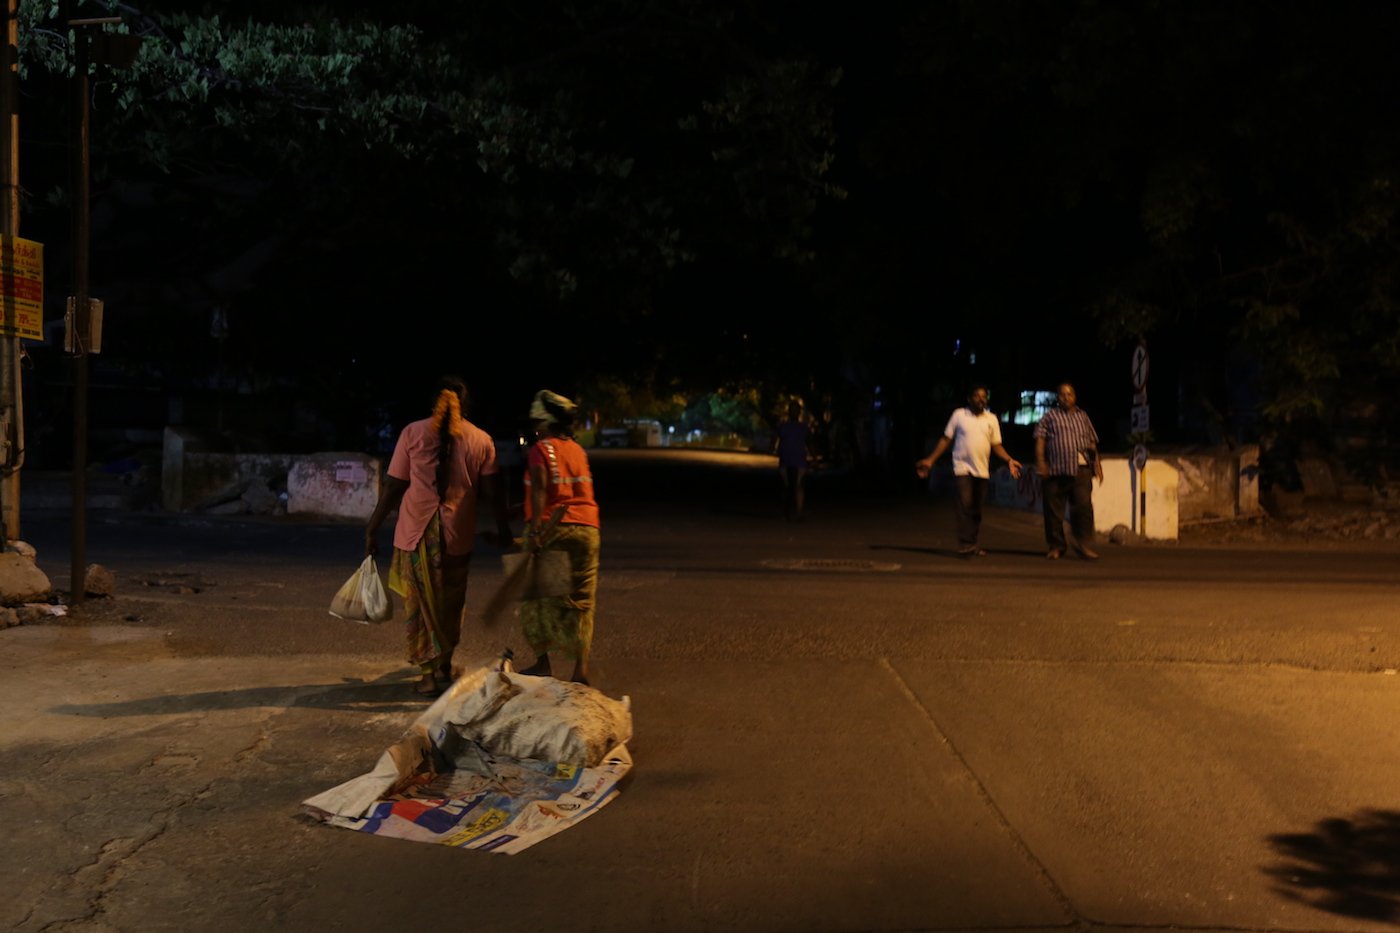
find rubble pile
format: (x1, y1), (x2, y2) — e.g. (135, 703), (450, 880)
(1183, 500), (1400, 545)
(1286, 508), (1400, 540)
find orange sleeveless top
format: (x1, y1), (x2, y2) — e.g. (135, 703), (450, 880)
(523, 437), (599, 527)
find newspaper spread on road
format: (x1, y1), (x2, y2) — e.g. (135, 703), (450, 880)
(302, 660), (632, 854)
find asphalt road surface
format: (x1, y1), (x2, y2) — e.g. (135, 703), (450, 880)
(5, 449), (1400, 932)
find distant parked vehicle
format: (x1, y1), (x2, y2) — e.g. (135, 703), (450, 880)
(626, 420), (663, 447)
(599, 428), (630, 448)
(597, 420), (664, 448)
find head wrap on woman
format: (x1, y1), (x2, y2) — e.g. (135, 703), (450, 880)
(529, 389), (577, 426)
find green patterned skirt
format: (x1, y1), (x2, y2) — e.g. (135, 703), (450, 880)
(520, 523), (599, 662)
(388, 511), (473, 674)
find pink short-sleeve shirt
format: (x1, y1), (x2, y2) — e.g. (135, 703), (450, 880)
(387, 417), (499, 555)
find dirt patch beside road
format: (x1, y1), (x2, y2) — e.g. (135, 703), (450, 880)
(1180, 501), (1400, 549)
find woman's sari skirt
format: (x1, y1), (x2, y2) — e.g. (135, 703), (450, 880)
(388, 511), (472, 674)
(520, 524), (599, 662)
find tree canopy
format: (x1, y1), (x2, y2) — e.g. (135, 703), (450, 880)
(20, 0), (843, 444)
(17, 0), (1400, 482)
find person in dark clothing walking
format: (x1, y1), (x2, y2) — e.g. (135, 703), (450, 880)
(773, 401), (811, 521)
(1034, 382), (1103, 560)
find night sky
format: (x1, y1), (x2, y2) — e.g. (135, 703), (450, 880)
(14, 1), (1400, 477)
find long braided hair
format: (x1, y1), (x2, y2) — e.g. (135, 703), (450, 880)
(428, 376), (468, 504)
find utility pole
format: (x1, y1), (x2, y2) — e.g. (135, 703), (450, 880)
(65, 5), (140, 607)
(69, 9), (92, 605)
(1, 0), (23, 547)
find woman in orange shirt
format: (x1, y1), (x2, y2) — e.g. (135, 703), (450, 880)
(517, 390), (600, 685)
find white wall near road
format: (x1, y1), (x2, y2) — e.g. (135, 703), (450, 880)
(1094, 457), (1179, 541)
(988, 458), (1179, 541)
(287, 454), (381, 519)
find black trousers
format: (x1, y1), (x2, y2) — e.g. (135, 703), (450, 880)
(953, 474), (987, 547)
(1041, 467), (1095, 551)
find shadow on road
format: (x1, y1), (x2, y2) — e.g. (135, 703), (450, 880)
(50, 672), (427, 716)
(1264, 808), (1400, 923)
(869, 543), (1049, 561)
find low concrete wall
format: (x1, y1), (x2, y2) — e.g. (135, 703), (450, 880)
(162, 429), (295, 512)
(1238, 445), (1261, 516)
(1095, 458), (1180, 541)
(1169, 454), (1236, 523)
(1162, 445), (1262, 523)
(162, 428), (380, 518)
(287, 454), (381, 519)
(989, 457), (1180, 541)
(161, 426), (194, 511)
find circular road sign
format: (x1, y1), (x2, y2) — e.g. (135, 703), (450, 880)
(1131, 343), (1150, 391)
(1132, 443), (1148, 472)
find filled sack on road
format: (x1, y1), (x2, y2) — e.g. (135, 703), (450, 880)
(439, 669), (633, 769)
(302, 660), (633, 854)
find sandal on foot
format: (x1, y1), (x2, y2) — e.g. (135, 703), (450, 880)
(1046, 549), (1064, 560)
(519, 658), (552, 677)
(414, 673), (443, 697)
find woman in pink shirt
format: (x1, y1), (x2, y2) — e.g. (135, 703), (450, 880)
(517, 390), (600, 685)
(365, 377), (512, 697)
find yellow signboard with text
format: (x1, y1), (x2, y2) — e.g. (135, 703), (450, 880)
(0, 236), (43, 340)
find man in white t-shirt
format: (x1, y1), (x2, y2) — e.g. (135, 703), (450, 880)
(915, 386), (1022, 557)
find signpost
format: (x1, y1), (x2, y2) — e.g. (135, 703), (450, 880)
(1129, 341), (1150, 535)
(1131, 342), (1149, 393)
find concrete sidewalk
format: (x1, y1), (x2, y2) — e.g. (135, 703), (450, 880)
(4, 465), (1400, 932)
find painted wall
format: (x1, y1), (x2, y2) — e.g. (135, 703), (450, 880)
(162, 428), (380, 518)
(989, 444), (1261, 541)
(1164, 445), (1262, 523)
(287, 454), (381, 519)
(1094, 457), (1180, 541)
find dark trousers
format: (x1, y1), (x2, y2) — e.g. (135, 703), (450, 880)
(1042, 468), (1095, 551)
(953, 474), (988, 547)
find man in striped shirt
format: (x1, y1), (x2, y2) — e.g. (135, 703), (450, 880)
(1033, 382), (1103, 560)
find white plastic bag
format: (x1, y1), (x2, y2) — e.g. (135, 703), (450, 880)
(329, 555), (393, 624)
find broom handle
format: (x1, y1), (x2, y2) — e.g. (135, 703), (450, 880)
(479, 504), (569, 627)
(528, 503), (570, 549)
